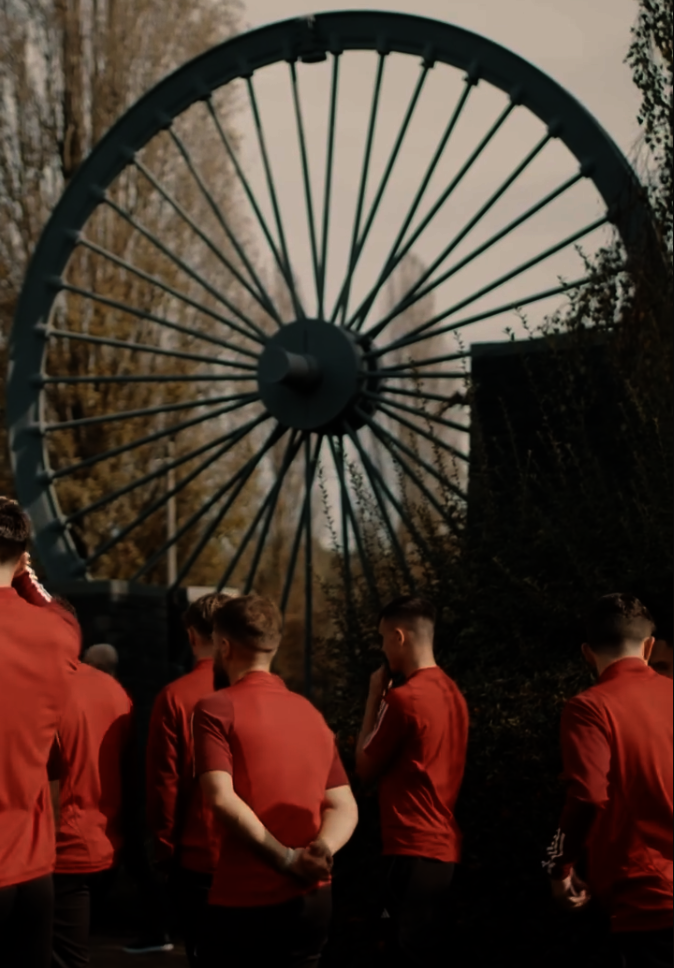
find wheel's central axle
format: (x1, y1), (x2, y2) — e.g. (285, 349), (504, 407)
(257, 319), (378, 432)
(258, 346), (322, 391)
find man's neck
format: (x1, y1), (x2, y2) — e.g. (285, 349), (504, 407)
(227, 661), (272, 686)
(594, 652), (645, 677)
(401, 647), (437, 680)
(193, 647), (214, 662)
(0, 566), (16, 588)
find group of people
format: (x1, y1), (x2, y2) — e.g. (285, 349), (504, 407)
(0, 494), (672, 968)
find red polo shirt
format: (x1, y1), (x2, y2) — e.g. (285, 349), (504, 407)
(146, 657), (221, 873)
(362, 666), (469, 863)
(0, 572), (80, 889)
(193, 671), (349, 907)
(550, 658), (673, 933)
(48, 662), (133, 874)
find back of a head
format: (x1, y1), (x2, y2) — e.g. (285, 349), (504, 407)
(585, 593), (655, 656)
(0, 498), (30, 566)
(379, 595), (437, 635)
(212, 594), (283, 654)
(83, 643), (119, 678)
(183, 591), (232, 639)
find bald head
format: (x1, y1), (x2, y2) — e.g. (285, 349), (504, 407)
(82, 643), (119, 678)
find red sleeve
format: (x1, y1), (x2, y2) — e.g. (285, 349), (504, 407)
(145, 688), (182, 863)
(543, 696), (608, 878)
(362, 690), (411, 774)
(326, 742), (349, 789)
(193, 695), (235, 777)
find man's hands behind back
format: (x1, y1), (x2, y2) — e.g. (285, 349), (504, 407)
(288, 839), (334, 883)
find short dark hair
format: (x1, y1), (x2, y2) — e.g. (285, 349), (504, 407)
(212, 595), (283, 653)
(183, 592), (232, 639)
(585, 593), (655, 654)
(379, 595), (437, 627)
(0, 499), (30, 565)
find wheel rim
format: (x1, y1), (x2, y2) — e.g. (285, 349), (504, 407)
(8, 11), (654, 624)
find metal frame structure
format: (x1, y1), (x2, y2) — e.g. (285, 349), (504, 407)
(6, 12), (654, 688)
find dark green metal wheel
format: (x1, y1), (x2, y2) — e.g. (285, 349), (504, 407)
(7, 12), (653, 654)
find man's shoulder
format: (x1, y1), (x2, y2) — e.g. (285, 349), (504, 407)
(194, 687), (234, 721)
(73, 663), (132, 712)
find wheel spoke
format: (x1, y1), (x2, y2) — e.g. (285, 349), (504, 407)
(377, 131), (553, 326)
(104, 194), (266, 345)
(345, 421), (428, 574)
(365, 217), (607, 345)
(223, 431), (304, 593)
(340, 76), (464, 331)
(330, 53), (387, 326)
(162, 423), (287, 585)
(366, 169), (585, 341)
(327, 436), (380, 611)
(40, 372), (257, 384)
(68, 412), (267, 524)
(246, 75), (306, 320)
(317, 54), (340, 320)
(45, 391), (257, 432)
(374, 348), (469, 373)
(362, 390), (468, 435)
(49, 394), (261, 480)
(204, 96), (300, 317)
(376, 401), (469, 463)
(370, 277), (592, 357)
(356, 406), (467, 501)
(289, 62), (321, 314)
(332, 58), (430, 324)
(344, 416), (413, 585)
(304, 434), (314, 697)
(360, 409), (452, 518)
(281, 435), (323, 613)
(57, 280), (262, 361)
(76, 236), (259, 359)
(45, 320), (258, 372)
(84, 413), (269, 564)
(336, 436), (352, 614)
(165, 129), (281, 326)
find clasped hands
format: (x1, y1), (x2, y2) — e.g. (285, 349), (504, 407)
(283, 839), (334, 884)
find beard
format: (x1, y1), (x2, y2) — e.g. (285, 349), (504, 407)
(212, 654), (230, 691)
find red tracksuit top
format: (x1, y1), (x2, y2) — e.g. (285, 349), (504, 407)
(548, 658), (673, 932)
(0, 570), (80, 888)
(146, 657), (221, 873)
(49, 662), (133, 874)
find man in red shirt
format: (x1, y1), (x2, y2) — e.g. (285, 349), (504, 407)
(144, 592), (231, 965)
(0, 500), (80, 968)
(48, 657), (134, 968)
(355, 596), (469, 968)
(544, 593), (673, 968)
(193, 594), (359, 968)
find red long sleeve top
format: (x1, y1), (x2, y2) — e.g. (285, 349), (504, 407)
(0, 569), (80, 888)
(544, 658), (673, 933)
(145, 658), (221, 873)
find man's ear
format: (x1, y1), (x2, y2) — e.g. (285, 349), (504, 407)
(642, 636), (655, 663)
(581, 643), (597, 670)
(394, 626), (405, 647)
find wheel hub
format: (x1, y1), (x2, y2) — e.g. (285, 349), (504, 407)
(257, 320), (377, 432)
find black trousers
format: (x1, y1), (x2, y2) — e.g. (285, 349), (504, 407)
(200, 885), (332, 968)
(383, 856), (455, 968)
(52, 868), (117, 968)
(616, 928), (674, 968)
(0, 874), (54, 968)
(170, 867), (212, 968)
